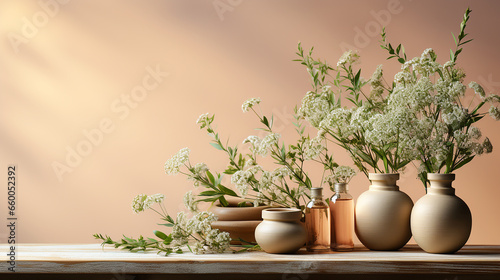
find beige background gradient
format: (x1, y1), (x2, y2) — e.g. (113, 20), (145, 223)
(0, 0), (499, 245)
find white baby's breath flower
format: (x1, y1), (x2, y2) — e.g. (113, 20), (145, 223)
(297, 91), (331, 128)
(243, 135), (262, 154)
(187, 162), (209, 187)
(337, 50), (360, 67)
(243, 159), (256, 169)
(370, 65), (384, 88)
(303, 136), (325, 160)
(469, 81), (486, 99)
(258, 133), (280, 156)
(394, 71), (413, 84)
(144, 193), (165, 206)
(164, 148), (190, 175)
(485, 94), (500, 103)
(247, 165), (263, 174)
(133, 193), (164, 214)
(131, 194), (148, 213)
(442, 106), (467, 127)
(242, 97), (261, 112)
(258, 171), (272, 191)
(324, 166), (357, 186)
(189, 211), (218, 234)
(319, 108), (355, 137)
(443, 60), (455, 69)
(420, 48), (435, 61)
(469, 126), (482, 140)
(271, 167), (291, 181)
(489, 106), (500, 120)
(231, 170), (252, 197)
(196, 113), (212, 129)
(183, 191), (198, 213)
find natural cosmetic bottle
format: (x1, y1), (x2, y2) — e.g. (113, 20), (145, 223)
(329, 183), (354, 251)
(305, 187), (330, 252)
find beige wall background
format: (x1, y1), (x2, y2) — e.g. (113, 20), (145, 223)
(1, 0), (499, 245)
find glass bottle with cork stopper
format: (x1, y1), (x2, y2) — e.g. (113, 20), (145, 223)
(329, 182), (354, 251)
(305, 187), (330, 252)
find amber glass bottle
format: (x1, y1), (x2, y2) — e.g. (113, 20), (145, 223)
(329, 183), (354, 251)
(305, 187), (330, 252)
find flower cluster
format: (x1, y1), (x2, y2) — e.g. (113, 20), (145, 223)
(337, 49), (360, 67)
(294, 8), (500, 189)
(324, 166), (357, 187)
(164, 148), (190, 175)
(132, 193), (164, 214)
(183, 191), (199, 213)
(196, 113), (214, 129)
(242, 97), (261, 112)
(187, 162), (209, 187)
(386, 47), (499, 179)
(172, 211), (231, 254)
(243, 133), (280, 156)
(97, 198), (231, 256)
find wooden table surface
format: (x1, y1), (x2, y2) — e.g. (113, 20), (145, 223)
(1, 244), (500, 279)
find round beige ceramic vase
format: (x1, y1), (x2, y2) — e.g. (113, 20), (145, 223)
(255, 208), (306, 254)
(355, 173), (413, 250)
(411, 173), (472, 254)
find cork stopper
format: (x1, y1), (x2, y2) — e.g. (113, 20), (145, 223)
(334, 183), (348, 192)
(310, 187), (323, 198)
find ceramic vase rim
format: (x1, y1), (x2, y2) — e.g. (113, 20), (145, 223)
(427, 173), (456, 181)
(368, 173), (400, 180)
(262, 208), (302, 221)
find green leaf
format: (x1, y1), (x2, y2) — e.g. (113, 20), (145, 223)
(355, 150), (376, 168)
(197, 195), (222, 203)
(165, 215), (175, 224)
(398, 57), (405, 64)
(459, 38), (473, 46)
(224, 168), (237, 175)
(215, 174), (223, 187)
(154, 230), (168, 240)
(453, 155), (475, 170)
(147, 238), (158, 243)
(210, 142), (223, 150)
(262, 116), (269, 127)
(218, 185), (238, 196)
(206, 170), (215, 184)
(218, 195), (229, 207)
(354, 69), (361, 84)
(157, 223), (174, 227)
(238, 201), (250, 207)
(305, 176), (312, 188)
(198, 190), (220, 196)
(396, 159), (411, 170)
(445, 143), (455, 169)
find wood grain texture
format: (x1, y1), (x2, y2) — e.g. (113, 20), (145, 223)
(1, 244), (499, 275)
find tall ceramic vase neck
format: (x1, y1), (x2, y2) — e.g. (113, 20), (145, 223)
(427, 173), (455, 195)
(368, 173), (400, 191)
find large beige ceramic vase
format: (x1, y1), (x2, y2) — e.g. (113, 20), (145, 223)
(255, 208), (307, 254)
(355, 173), (413, 250)
(411, 173), (472, 254)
